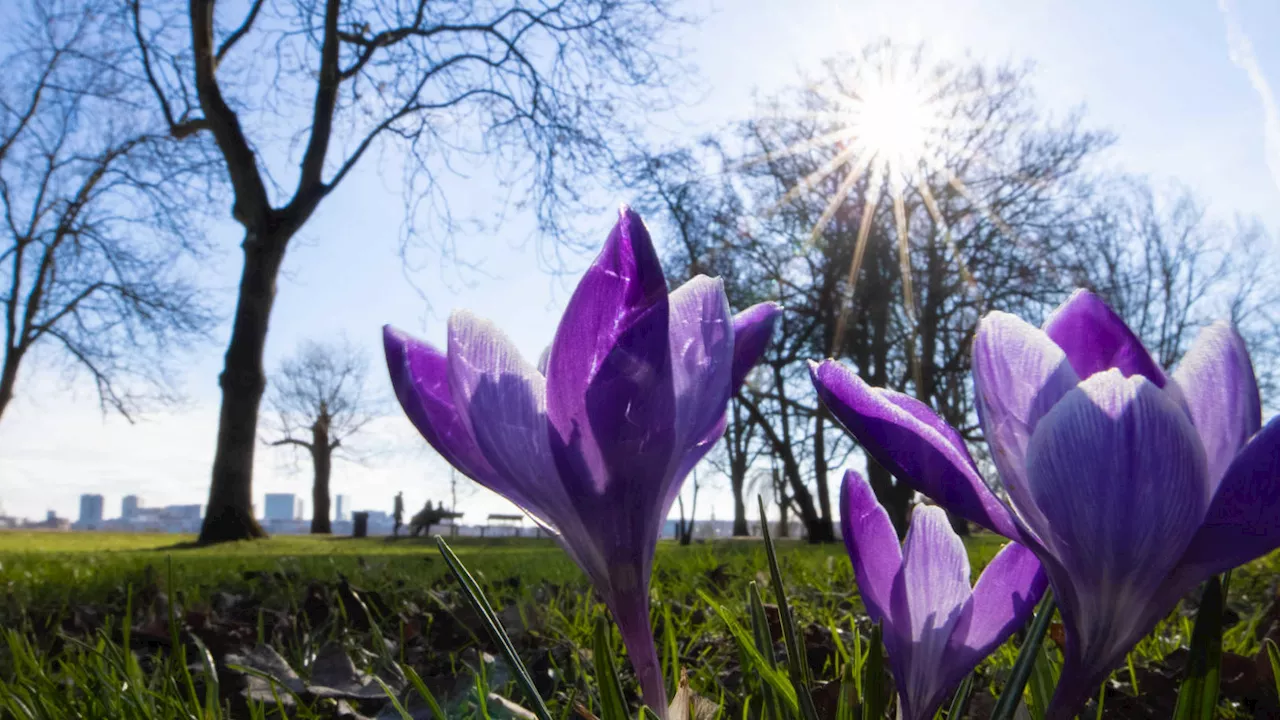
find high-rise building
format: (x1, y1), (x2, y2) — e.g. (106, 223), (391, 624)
(78, 494), (104, 527)
(263, 493), (298, 521)
(334, 495), (350, 522)
(122, 495), (141, 519)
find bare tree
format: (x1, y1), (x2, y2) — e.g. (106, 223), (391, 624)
(674, 470), (698, 546)
(0, 0), (214, 423)
(628, 44), (1112, 540)
(1067, 177), (1280, 399)
(266, 339), (377, 534)
(126, 0), (689, 543)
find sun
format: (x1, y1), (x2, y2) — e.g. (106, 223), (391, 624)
(755, 49), (992, 368)
(845, 73), (944, 193)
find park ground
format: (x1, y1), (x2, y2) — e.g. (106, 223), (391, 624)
(1, 531), (1280, 718)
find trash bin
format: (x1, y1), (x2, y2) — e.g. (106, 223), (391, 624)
(352, 512), (369, 538)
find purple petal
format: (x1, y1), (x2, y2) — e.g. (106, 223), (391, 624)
(1025, 370), (1208, 699)
(668, 276), (734, 458)
(602, 570), (667, 713)
(445, 311), (566, 529)
(812, 360), (1022, 540)
(1174, 416), (1280, 581)
(729, 302), (782, 390)
(948, 542), (1046, 663)
(1172, 321), (1262, 491)
(544, 206), (675, 498)
(839, 470), (903, 624)
(890, 506), (973, 720)
(972, 312), (1080, 544)
(1043, 289), (1166, 386)
(383, 325), (498, 486)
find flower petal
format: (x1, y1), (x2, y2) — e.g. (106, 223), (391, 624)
(1174, 416), (1280, 581)
(603, 571), (667, 713)
(543, 206), (675, 497)
(839, 470), (903, 624)
(1043, 289), (1166, 385)
(947, 542), (1046, 663)
(1025, 370), (1208, 701)
(812, 360), (1021, 540)
(446, 311), (565, 528)
(972, 312), (1080, 544)
(1172, 321), (1262, 491)
(890, 506), (973, 720)
(729, 302), (783, 391)
(383, 325), (497, 486)
(668, 276), (734, 456)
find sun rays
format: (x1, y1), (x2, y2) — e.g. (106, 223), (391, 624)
(752, 48), (1013, 366)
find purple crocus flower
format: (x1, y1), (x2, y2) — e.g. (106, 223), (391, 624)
(384, 207), (781, 714)
(811, 290), (1280, 717)
(840, 470), (1045, 720)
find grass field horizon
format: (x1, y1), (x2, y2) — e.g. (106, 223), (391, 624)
(4, 530), (1280, 718)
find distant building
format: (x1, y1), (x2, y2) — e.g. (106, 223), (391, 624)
(122, 495), (141, 519)
(24, 511), (70, 531)
(164, 504), (202, 521)
(105, 503), (203, 533)
(335, 495), (350, 522)
(78, 494), (104, 528)
(264, 494), (299, 521)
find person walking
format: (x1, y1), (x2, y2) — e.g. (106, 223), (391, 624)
(393, 492), (405, 538)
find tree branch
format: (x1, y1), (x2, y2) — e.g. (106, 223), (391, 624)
(288, 0), (342, 214)
(130, 0), (209, 139)
(188, 0), (271, 229)
(214, 0), (266, 66)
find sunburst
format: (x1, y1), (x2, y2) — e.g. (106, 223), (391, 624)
(765, 51), (997, 364)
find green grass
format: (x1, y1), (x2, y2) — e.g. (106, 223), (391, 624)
(1, 530), (1277, 719)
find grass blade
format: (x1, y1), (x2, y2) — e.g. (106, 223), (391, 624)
(436, 537), (555, 720)
(946, 673), (974, 719)
(404, 664), (448, 719)
(748, 582), (783, 720)
(1173, 575), (1225, 720)
(990, 588), (1054, 720)
(663, 601), (680, 700)
(1024, 638), (1061, 720)
(699, 589), (800, 714)
(593, 615), (632, 720)
(861, 624), (887, 720)
(758, 496), (821, 720)
(836, 661), (859, 720)
(1265, 638), (1280, 699)
(376, 675), (415, 719)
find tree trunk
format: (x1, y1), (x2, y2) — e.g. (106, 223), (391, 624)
(812, 411), (835, 542)
(774, 465), (790, 538)
(867, 460), (913, 538)
(311, 417), (332, 534)
(0, 351), (19, 423)
(730, 454), (749, 537)
(198, 231), (286, 544)
(767, 364), (834, 544)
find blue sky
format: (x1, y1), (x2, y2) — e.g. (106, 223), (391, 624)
(2, 0), (1278, 524)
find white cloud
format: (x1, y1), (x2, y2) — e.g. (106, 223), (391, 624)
(1219, 0), (1280, 198)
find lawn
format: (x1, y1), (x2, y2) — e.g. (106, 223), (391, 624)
(0, 530), (1276, 719)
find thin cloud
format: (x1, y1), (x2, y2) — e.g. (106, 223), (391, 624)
(1219, 0), (1280, 196)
